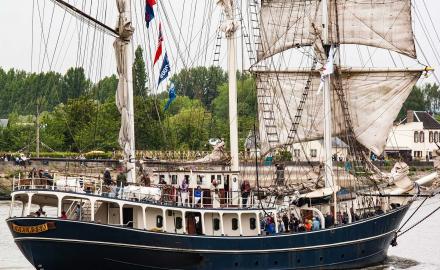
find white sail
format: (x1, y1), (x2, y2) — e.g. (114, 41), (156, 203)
(258, 68), (422, 155)
(259, 0), (416, 60)
(114, 0), (135, 177)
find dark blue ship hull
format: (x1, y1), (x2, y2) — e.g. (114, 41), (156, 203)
(6, 205), (409, 270)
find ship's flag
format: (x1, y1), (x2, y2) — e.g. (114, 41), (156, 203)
(145, 0), (156, 29)
(164, 83), (176, 111)
(317, 45), (334, 95)
(153, 23), (163, 65)
(158, 52), (170, 87)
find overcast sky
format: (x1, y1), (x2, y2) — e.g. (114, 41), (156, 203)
(0, 0), (439, 90)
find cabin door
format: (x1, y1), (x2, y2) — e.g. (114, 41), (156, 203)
(123, 208), (134, 228)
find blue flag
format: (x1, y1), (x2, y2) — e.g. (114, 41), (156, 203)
(158, 52), (170, 87)
(145, 0), (156, 29)
(164, 83), (176, 111)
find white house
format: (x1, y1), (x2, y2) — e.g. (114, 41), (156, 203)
(385, 110), (440, 160)
(291, 137), (349, 162)
(0, 119), (8, 128)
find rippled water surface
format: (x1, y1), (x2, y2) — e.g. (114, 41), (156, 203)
(1, 198), (440, 270)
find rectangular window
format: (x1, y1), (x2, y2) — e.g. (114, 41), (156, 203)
(293, 149), (300, 158)
(310, 149), (317, 158)
(216, 175), (222, 185)
(159, 175), (166, 184)
(171, 175), (177, 185)
(197, 175), (204, 185)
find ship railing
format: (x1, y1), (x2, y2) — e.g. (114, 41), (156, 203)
(12, 176), (259, 209)
(12, 175), (104, 196)
(152, 190), (258, 209)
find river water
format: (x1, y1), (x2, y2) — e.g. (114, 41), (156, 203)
(1, 199), (440, 270)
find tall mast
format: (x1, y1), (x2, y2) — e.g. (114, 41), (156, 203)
(322, 0), (338, 222)
(36, 103), (40, 158)
(125, 0), (136, 183)
(218, 0), (239, 172)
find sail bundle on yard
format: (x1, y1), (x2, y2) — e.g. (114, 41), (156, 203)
(114, 0), (135, 180)
(257, 68), (422, 155)
(258, 0), (416, 60)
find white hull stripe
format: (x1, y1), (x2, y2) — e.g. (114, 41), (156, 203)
(14, 230), (395, 254)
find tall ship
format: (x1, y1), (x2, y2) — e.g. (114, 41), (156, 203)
(5, 0), (440, 269)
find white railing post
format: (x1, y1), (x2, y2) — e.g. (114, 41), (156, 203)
(200, 193), (204, 208)
(12, 176), (15, 191)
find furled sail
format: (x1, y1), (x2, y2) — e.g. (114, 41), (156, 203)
(259, 0), (416, 60)
(114, 0), (135, 167)
(257, 68), (422, 155)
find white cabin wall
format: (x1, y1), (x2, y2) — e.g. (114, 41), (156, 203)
(133, 207), (143, 229)
(145, 207), (163, 230)
(223, 213), (240, 236)
(108, 205), (120, 225)
(203, 212), (222, 236)
(164, 210), (184, 233)
(94, 202), (108, 224)
(241, 213), (259, 236)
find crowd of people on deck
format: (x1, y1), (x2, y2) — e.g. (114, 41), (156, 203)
(260, 210), (363, 235)
(1, 153), (31, 167)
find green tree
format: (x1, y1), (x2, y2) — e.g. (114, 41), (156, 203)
(92, 75), (118, 102)
(166, 107), (211, 150)
(170, 66), (227, 109)
(60, 67), (91, 103)
(398, 85), (427, 120)
(132, 46), (148, 97)
(212, 73), (257, 150)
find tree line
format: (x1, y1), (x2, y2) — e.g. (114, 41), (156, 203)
(0, 45), (438, 154)
(0, 46), (257, 153)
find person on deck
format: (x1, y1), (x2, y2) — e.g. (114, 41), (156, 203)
(61, 211), (67, 220)
(241, 180), (251, 207)
(325, 212), (334, 228)
(312, 217), (320, 231)
(282, 213), (289, 233)
(194, 186), (202, 207)
(304, 220), (312, 232)
(180, 178), (189, 207)
(292, 216), (299, 232)
(103, 168), (112, 186)
(210, 180), (220, 208)
(75, 204), (81, 220)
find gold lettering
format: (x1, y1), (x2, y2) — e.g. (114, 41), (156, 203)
(12, 223), (53, 234)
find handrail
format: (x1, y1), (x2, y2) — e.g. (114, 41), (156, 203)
(12, 177), (259, 209)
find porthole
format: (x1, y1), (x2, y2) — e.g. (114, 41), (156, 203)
(341, 254), (345, 258)
(234, 262), (239, 267)
(297, 259), (301, 264)
(232, 218), (238, 230)
(250, 217), (256, 230)
(274, 261), (278, 265)
(214, 218), (220, 231)
(156, 215), (163, 228)
(320, 257), (323, 261)
(254, 261), (259, 266)
(176, 217), (183, 229)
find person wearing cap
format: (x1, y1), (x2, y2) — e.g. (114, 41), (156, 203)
(103, 168), (112, 186)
